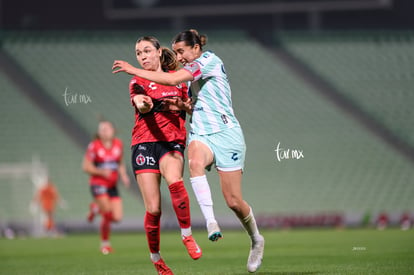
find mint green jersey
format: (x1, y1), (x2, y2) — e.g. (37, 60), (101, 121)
(183, 51), (240, 135)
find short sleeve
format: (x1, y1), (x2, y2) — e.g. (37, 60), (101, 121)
(183, 62), (202, 81)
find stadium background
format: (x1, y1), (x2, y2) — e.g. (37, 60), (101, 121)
(0, 0), (413, 235)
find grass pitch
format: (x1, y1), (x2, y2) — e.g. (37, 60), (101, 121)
(1, 228), (413, 274)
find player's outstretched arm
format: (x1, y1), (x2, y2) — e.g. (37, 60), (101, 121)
(112, 60), (193, 86)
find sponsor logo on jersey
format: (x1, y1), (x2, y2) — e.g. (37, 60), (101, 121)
(161, 91), (179, 97)
(138, 145), (147, 151)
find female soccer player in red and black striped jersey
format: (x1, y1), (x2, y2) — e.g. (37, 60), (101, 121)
(128, 36), (202, 274)
(82, 121), (130, 254)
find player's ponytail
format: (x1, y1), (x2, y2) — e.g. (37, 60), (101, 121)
(172, 29), (207, 50)
(160, 47), (179, 71)
(189, 29), (208, 47)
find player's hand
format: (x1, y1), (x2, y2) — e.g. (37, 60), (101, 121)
(163, 97), (183, 111)
(134, 95), (153, 113)
(181, 98), (192, 112)
(121, 174), (131, 189)
(100, 169), (112, 179)
(163, 97), (192, 112)
(112, 60), (137, 75)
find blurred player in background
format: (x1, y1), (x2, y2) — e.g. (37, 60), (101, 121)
(82, 120), (130, 254)
(113, 29), (264, 273)
(32, 178), (60, 234)
(125, 36), (202, 275)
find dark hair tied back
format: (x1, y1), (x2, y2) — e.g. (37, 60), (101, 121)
(172, 29), (208, 49)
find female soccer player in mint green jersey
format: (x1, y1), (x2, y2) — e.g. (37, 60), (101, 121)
(113, 29), (264, 273)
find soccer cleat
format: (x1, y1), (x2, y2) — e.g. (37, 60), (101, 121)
(247, 234), (265, 273)
(182, 235), (202, 260)
(153, 258), (174, 275)
(100, 245), (113, 255)
(207, 222), (223, 242)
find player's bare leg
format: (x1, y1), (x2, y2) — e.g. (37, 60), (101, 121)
(87, 201), (99, 223)
(110, 197), (123, 222)
(219, 169), (264, 273)
(188, 140), (222, 241)
(161, 152), (202, 260)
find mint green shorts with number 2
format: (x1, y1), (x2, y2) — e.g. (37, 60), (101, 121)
(188, 126), (246, 172)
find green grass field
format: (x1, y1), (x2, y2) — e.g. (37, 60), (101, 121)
(1, 228), (413, 274)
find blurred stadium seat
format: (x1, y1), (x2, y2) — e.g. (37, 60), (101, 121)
(278, 31), (414, 147)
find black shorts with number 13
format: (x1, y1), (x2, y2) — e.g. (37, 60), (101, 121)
(131, 141), (185, 175)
